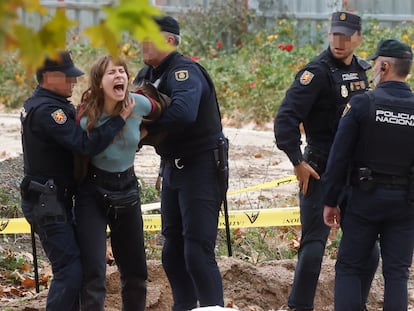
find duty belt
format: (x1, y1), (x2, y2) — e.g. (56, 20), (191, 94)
(163, 149), (218, 170)
(352, 168), (409, 190)
(164, 158), (185, 169)
(303, 146), (328, 175)
(372, 174), (408, 186)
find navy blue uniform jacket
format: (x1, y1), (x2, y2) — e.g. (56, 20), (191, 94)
(134, 52), (224, 159)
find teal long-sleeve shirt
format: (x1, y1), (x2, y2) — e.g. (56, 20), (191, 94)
(80, 93), (152, 172)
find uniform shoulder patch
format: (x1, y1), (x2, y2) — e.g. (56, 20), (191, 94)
(342, 103), (352, 117)
(175, 70), (189, 81)
(299, 70), (314, 85)
(51, 109), (67, 124)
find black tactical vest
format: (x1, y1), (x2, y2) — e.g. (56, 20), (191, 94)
(353, 88), (414, 176)
(305, 52), (371, 137)
(21, 96), (75, 181)
(134, 54), (223, 157)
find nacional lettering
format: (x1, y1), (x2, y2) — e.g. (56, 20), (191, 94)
(376, 109), (414, 126)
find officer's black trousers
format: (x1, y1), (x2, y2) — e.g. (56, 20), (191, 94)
(288, 179), (379, 311)
(335, 186), (414, 310)
(22, 199), (82, 311)
(161, 152), (224, 311)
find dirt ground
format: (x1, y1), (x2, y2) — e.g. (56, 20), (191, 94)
(0, 113), (414, 310)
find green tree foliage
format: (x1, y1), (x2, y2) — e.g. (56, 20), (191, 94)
(0, 0), (166, 76)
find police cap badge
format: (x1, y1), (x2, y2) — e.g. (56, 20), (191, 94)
(330, 11), (361, 36)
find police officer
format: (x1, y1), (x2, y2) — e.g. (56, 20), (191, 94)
(323, 39), (414, 310)
(20, 51), (133, 310)
(133, 16), (226, 311)
(274, 12), (379, 310)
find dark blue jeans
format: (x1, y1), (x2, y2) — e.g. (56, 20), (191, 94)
(75, 166), (147, 311)
(22, 199), (81, 311)
(335, 187), (414, 310)
(288, 180), (379, 311)
(161, 152), (224, 311)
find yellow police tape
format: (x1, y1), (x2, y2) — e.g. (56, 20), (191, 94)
(0, 175), (299, 234)
(228, 175), (297, 196)
(0, 208), (300, 234)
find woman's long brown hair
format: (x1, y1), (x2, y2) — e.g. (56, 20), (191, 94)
(79, 55), (130, 133)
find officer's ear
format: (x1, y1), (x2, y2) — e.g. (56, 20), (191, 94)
(165, 34), (176, 45)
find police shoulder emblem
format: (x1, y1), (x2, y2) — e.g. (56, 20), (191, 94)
(51, 109), (67, 124)
(175, 70), (189, 81)
(342, 103), (351, 117)
(299, 70), (314, 85)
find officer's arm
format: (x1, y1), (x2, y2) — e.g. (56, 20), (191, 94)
(274, 66), (327, 166)
(322, 94), (369, 206)
(147, 65), (203, 134)
(37, 105), (126, 156)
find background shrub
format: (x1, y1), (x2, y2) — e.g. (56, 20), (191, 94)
(1, 7), (413, 128)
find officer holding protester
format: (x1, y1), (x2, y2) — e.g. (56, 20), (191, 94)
(20, 51), (133, 310)
(134, 16), (227, 311)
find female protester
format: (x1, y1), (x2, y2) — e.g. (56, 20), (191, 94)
(75, 55), (164, 311)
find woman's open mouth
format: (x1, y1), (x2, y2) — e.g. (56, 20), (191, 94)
(113, 83), (125, 96)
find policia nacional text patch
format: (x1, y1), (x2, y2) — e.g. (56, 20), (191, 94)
(51, 109), (67, 124)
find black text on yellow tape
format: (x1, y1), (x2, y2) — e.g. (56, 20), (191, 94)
(0, 207), (300, 234)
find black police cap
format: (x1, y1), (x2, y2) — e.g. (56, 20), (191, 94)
(37, 51), (84, 77)
(367, 39), (413, 61)
(330, 11), (361, 36)
(154, 16), (180, 36)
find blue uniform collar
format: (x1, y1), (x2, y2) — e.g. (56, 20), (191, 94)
(376, 81), (412, 96)
(151, 52), (181, 79)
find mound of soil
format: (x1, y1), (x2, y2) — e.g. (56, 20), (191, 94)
(3, 255), (412, 311)
(0, 116), (413, 310)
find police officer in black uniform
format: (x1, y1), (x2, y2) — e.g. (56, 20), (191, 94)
(20, 51), (133, 310)
(323, 39), (414, 311)
(274, 12), (379, 311)
(133, 16), (226, 311)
